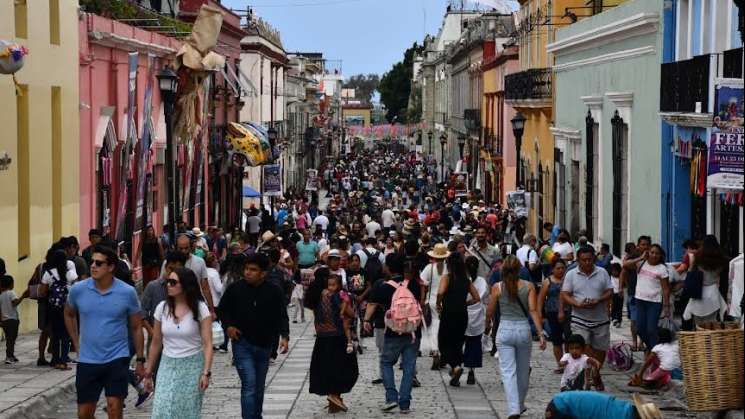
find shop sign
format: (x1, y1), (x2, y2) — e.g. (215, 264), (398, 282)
(305, 169), (319, 191)
(262, 164), (282, 196)
(506, 190), (528, 218)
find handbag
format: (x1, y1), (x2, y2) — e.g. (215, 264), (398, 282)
(211, 321), (225, 347)
(27, 263), (43, 300)
(683, 268), (704, 300)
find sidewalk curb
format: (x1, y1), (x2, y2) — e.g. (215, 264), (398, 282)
(0, 375), (75, 419)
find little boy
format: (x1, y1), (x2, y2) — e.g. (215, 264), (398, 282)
(608, 263), (623, 327)
(559, 334), (603, 391)
(1, 275), (26, 364)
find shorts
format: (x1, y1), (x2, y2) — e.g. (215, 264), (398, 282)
(627, 296), (638, 322)
(37, 301), (50, 331)
(571, 322), (610, 351)
(75, 357), (130, 403)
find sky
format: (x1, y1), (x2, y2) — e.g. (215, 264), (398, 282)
(222, 0), (518, 78)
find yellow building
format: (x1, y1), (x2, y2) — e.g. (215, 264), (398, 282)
(1, 1), (79, 332)
(342, 104), (372, 128)
(506, 0), (623, 237)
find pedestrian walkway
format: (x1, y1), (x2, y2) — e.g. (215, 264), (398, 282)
(6, 310), (702, 419)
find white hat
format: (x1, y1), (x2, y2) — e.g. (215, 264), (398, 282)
(327, 249), (342, 258)
(191, 227), (205, 238)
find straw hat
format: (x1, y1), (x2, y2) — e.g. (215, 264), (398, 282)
(260, 231), (276, 243)
(632, 394), (663, 419)
(427, 243), (451, 259)
(191, 227), (205, 238)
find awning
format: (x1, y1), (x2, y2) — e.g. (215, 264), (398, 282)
(242, 186), (261, 198)
(219, 66), (240, 96)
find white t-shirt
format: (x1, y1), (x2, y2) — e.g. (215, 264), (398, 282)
(552, 242), (574, 259)
(313, 215), (329, 231)
(635, 262), (669, 303)
(154, 301), (210, 358)
(381, 209), (395, 228)
(365, 221), (382, 237)
(466, 276), (489, 337)
(560, 353), (589, 388)
(206, 267), (223, 307)
(611, 275), (621, 294)
(41, 261), (79, 287)
(651, 342), (681, 371)
(516, 245), (538, 268)
(0, 290), (19, 320)
(420, 262), (448, 308)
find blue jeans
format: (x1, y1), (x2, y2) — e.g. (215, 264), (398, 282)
(380, 335), (419, 410)
(232, 338), (272, 419)
(636, 299), (662, 350)
(496, 319), (532, 416)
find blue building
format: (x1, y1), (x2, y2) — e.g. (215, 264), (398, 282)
(659, 0), (743, 259)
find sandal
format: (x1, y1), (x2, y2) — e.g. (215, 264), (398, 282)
(327, 396), (348, 412)
(346, 342), (354, 354)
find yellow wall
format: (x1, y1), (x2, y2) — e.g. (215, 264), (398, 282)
(343, 108), (372, 128)
(1, 0), (79, 332)
(519, 108), (554, 234)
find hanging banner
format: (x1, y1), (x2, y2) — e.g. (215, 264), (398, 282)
(707, 127), (744, 190)
(134, 55), (156, 232)
(506, 190), (529, 218)
(262, 164), (282, 196)
(305, 169), (319, 191)
(452, 171), (468, 197)
(115, 52), (138, 241)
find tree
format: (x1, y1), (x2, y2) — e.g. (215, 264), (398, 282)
(378, 42), (425, 123)
(342, 74), (379, 103)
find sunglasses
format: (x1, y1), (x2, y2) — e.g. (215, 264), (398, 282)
(166, 279), (180, 287)
(91, 260), (109, 267)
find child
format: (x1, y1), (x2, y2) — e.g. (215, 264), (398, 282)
(609, 263), (623, 327)
(559, 334), (603, 391)
(326, 275), (355, 354)
(1, 275), (26, 364)
(632, 328), (680, 390)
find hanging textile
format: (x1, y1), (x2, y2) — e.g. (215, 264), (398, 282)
(690, 145), (708, 197)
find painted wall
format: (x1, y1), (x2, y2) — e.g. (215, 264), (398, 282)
(342, 108), (372, 127)
(0, 0), (79, 332)
(552, 0), (664, 251)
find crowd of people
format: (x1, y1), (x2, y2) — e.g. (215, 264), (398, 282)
(1, 143), (743, 419)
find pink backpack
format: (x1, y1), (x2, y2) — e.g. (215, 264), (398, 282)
(384, 280), (422, 339)
(607, 341), (635, 371)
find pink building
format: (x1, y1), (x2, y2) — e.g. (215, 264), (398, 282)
(78, 12), (182, 274)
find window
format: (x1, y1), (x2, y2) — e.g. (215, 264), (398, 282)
(570, 160), (580, 235)
(585, 110), (597, 241)
(49, 0), (60, 45)
(52, 86), (62, 239)
(554, 148), (567, 228)
(611, 110), (629, 255)
(16, 84), (29, 260)
(15, 0), (28, 38)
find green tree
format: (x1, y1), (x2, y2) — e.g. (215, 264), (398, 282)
(342, 74), (380, 103)
(378, 42), (425, 123)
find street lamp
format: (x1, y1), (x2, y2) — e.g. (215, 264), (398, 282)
(440, 133), (447, 182)
(428, 130), (433, 155)
(511, 111), (526, 188)
(458, 135), (466, 159)
(267, 126), (278, 157)
(156, 66), (178, 244)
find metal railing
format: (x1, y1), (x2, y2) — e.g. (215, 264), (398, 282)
(660, 54), (710, 113)
(505, 68), (552, 101)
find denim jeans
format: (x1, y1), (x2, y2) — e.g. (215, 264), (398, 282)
(636, 299), (662, 350)
(49, 306), (70, 364)
(496, 319), (532, 416)
(380, 335), (419, 410)
(232, 338), (272, 419)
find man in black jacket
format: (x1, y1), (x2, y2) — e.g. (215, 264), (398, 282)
(218, 253), (289, 419)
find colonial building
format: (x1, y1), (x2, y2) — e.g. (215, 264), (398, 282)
(285, 53), (322, 191)
(1, 0), (79, 332)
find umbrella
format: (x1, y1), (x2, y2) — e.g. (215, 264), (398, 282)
(242, 186), (261, 198)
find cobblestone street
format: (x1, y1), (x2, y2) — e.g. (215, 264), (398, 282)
(8, 306), (695, 419)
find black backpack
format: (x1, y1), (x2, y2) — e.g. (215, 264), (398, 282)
(362, 249), (384, 285)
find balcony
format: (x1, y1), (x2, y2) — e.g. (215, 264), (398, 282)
(505, 68), (552, 106)
(464, 109), (481, 132)
(660, 54), (710, 113)
(723, 47), (743, 79)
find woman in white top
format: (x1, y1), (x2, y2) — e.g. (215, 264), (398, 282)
(40, 249), (78, 370)
(420, 243), (450, 370)
(463, 256), (490, 385)
(684, 235), (729, 327)
(632, 244), (671, 353)
(144, 268), (213, 419)
(551, 229), (575, 263)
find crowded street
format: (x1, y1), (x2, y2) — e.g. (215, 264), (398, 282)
(1, 1), (744, 419)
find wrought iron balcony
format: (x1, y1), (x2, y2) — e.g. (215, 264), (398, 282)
(464, 109), (481, 131)
(723, 47), (743, 79)
(505, 68), (552, 101)
(660, 54), (710, 113)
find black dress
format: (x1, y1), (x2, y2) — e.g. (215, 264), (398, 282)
(309, 290), (359, 395)
(438, 274), (469, 369)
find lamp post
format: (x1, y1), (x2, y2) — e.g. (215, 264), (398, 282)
(156, 66), (178, 245)
(428, 130), (433, 156)
(267, 125), (278, 216)
(440, 133), (447, 182)
(458, 135), (466, 160)
(511, 111), (526, 188)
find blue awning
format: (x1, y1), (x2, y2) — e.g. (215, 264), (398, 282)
(242, 186), (261, 198)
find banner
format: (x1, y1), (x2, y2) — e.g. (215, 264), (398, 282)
(507, 190), (529, 218)
(115, 52), (138, 241)
(305, 169), (319, 191)
(708, 84), (744, 190)
(262, 164), (282, 196)
(452, 171), (468, 197)
(134, 55), (156, 232)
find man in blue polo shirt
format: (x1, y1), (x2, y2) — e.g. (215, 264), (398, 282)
(64, 244), (145, 419)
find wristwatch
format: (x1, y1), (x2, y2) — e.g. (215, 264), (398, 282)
(136, 357), (146, 364)
(203, 371), (212, 378)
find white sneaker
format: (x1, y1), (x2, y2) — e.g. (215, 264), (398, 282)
(493, 352), (499, 359)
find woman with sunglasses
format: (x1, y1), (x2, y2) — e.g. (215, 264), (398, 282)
(144, 267), (214, 419)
